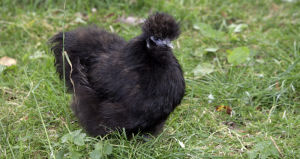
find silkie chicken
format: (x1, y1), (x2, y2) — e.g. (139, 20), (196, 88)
(49, 12), (185, 137)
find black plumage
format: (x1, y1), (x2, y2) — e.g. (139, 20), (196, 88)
(49, 13), (185, 137)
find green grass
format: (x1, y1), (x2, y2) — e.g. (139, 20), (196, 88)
(1, 0), (300, 158)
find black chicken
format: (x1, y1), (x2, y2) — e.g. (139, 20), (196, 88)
(49, 12), (185, 137)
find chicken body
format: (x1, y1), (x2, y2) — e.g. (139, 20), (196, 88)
(50, 13), (185, 137)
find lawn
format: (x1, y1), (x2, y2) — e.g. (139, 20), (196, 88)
(0, 0), (299, 158)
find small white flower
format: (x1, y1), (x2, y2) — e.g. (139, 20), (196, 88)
(208, 94), (214, 100)
(208, 94), (214, 103)
(91, 8), (97, 13)
(256, 74), (264, 78)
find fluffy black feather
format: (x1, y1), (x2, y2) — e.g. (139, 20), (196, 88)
(49, 12), (185, 137)
(142, 12), (180, 40)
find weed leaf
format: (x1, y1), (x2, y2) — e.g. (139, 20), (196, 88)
(70, 151), (82, 159)
(103, 144), (113, 155)
(94, 142), (102, 150)
(193, 22), (226, 41)
(227, 47), (250, 65)
(90, 143), (104, 159)
(90, 149), (102, 159)
(61, 133), (71, 143)
(73, 133), (86, 146)
(61, 129), (86, 146)
(73, 130), (86, 146)
(55, 150), (65, 159)
(247, 141), (280, 159)
(193, 63), (214, 77)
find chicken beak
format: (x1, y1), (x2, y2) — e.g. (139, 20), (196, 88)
(160, 38), (173, 48)
(164, 39), (173, 49)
